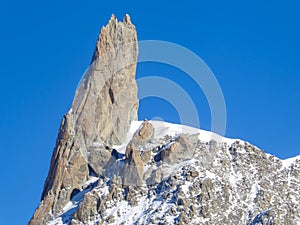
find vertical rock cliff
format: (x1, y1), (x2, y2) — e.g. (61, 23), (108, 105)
(29, 14), (138, 225)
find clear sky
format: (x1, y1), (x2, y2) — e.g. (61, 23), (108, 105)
(0, 0), (299, 224)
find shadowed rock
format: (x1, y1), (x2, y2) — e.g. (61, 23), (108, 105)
(123, 142), (144, 186)
(158, 134), (194, 164)
(122, 120), (154, 186)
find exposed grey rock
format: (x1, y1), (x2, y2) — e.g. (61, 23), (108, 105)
(159, 134), (194, 164)
(88, 147), (111, 176)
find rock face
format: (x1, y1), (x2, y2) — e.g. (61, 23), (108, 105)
(37, 120), (300, 225)
(29, 14), (138, 225)
(157, 134), (193, 163)
(123, 120), (154, 186)
(73, 14), (138, 148)
(29, 15), (300, 225)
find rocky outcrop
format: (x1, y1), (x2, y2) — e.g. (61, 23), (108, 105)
(131, 120), (154, 144)
(87, 146), (111, 176)
(29, 14), (138, 225)
(123, 142), (144, 186)
(123, 120), (154, 186)
(144, 134), (194, 185)
(73, 191), (99, 224)
(157, 134), (194, 163)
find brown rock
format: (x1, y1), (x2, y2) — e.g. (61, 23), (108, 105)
(122, 121), (154, 186)
(132, 120), (154, 144)
(73, 192), (99, 223)
(160, 134), (194, 164)
(190, 170), (199, 178)
(141, 150), (152, 164)
(123, 142), (144, 186)
(29, 14), (138, 225)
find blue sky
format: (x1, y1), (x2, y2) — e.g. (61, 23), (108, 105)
(0, 0), (299, 224)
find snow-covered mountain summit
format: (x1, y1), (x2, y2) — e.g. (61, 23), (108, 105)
(29, 15), (300, 225)
(45, 120), (300, 225)
(32, 119), (300, 225)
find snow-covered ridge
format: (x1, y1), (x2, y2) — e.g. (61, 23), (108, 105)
(141, 120), (299, 162)
(282, 155), (300, 168)
(47, 120), (300, 225)
(132, 120), (240, 145)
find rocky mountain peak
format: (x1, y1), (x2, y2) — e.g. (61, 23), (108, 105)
(29, 14), (139, 225)
(123, 14), (132, 24)
(29, 15), (300, 225)
(92, 13), (136, 63)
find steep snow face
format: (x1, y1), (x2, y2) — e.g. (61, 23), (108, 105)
(47, 121), (300, 225)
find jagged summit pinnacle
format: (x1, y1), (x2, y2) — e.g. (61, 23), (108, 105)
(92, 14), (136, 63)
(29, 14), (139, 225)
(123, 14), (132, 24)
(107, 14), (132, 24)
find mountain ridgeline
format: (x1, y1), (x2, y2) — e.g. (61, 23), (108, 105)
(29, 15), (300, 225)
